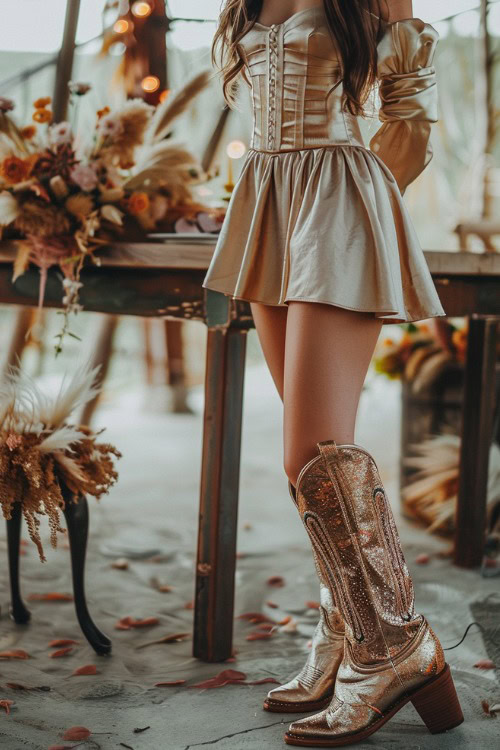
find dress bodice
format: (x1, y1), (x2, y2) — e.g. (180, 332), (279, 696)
(239, 6), (363, 151)
(238, 8), (440, 195)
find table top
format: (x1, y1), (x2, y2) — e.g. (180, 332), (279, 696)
(0, 240), (499, 322)
(1, 240), (500, 276)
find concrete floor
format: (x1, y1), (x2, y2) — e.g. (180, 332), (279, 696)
(0, 339), (498, 750)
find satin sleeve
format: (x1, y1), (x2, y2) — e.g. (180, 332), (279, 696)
(369, 18), (439, 194)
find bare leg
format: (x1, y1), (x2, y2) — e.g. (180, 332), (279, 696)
(250, 302), (288, 401)
(283, 302), (383, 487)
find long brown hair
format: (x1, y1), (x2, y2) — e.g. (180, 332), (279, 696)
(211, 1), (387, 116)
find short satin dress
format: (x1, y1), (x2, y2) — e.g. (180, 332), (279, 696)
(202, 7), (446, 323)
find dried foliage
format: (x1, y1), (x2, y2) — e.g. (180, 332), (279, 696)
(0, 81), (220, 352)
(0, 364), (121, 561)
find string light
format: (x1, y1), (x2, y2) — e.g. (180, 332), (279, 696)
(226, 140), (246, 159)
(113, 19), (129, 33)
(131, 1), (152, 18)
(159, 89), (170, 103)
(141, 75), (160, 93)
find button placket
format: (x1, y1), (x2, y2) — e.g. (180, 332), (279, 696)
(267, 24), (278, 149)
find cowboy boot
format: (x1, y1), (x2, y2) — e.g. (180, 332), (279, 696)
(285, 441), (464, 746)
(264, 481), (345, 713)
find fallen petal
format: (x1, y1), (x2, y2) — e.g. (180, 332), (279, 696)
(28, 592), (73, 602)
(267, 576), (285, 587)
(62, 726), (91, 740)
(0, 700), (14, 714)
(50, 647), (73, 658)
(190, 669), (246, 689)
(111, 558), (129, 570)
(246, 631), (273, 641)
(0, 650), (30, 660)
(237, 612), (275, 624)
(474, 659), (496, 669)
(155, 680), (186, 687)
(49, 639), (79, 648)
(72, 665), (97, 676)
(415, 553), (430, 564)
(305, 601), (320, 610)
(265, 601), (279, 609)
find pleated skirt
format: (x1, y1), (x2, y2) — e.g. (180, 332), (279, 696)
(201, 145), (445, 324)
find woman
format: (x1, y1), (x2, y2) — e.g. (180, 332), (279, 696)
(203, 1), (465, 746)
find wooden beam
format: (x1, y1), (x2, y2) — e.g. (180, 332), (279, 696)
(53, 0), (82, 122)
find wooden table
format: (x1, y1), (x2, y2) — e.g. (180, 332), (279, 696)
(0, 242), (498, 662)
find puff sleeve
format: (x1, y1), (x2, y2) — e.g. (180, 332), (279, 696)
(369, 18), (439, 194)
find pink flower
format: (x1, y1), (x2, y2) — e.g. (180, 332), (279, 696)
(49, 121), (73, 147)
(97, 114), (123, 139)
(0, 96), (14, 113)
(70, 163), (98, 192)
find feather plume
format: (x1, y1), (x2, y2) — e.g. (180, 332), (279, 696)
(39, 426), (84, 453)
(402, 436), (500, 535)
(146, 69), (213, 144)
(38, 364), (101, 428)
(125, 143), (201, 193)
(53, 450), (86, 483)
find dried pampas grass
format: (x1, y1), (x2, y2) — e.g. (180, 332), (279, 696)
(402, 435), (500, 535)
(146, 69), (213, 144)
(0, 364), (121, 561)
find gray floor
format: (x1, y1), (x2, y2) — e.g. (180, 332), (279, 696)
(0, 356), (498, 750)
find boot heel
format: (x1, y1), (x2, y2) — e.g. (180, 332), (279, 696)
(411, 663), (464, 734)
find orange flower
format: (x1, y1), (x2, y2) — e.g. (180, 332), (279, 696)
(128, 191), (150, 215)
(0, 155), (33, 184)
(97, 106), (110, 120)
(33, 108), (52, 124)
(33, 96), (51, 108)
(21, 125), (37, 140)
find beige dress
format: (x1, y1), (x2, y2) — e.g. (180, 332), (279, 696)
(202, 7), (445, 323)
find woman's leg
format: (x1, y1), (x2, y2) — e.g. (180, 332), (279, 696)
(249, 301), (288, 401)
(283, 301), (383, 487)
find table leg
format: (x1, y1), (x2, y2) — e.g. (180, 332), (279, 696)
(193, 326), (247, 662)
(454, 315), (499, 568)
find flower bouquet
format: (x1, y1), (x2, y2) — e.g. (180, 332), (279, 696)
(0, 363), (121, 561)
(0, 71), (222, 352)
(373, 321), (468, 393)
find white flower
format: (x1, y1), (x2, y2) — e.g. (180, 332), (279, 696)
(70, 163), (98, 192)
(0, 191), (19, 225)
(97, 114), (124, 139)
(101, 204), (124, 225)
(49, 121), (73, 147)
(62, 278), (83, 291)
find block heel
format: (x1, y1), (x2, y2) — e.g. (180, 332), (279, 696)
(411, 664), (464, 734)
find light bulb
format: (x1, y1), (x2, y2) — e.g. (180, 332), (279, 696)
(226, 140), (246, 159)
(131, 2), (152, 18)
(141, 75), (160, 93)
(113, 19), (129, 33)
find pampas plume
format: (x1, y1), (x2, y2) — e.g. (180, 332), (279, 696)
(146, 69), (213, 144)
(402, 435), (500, 535)
(124, 143), (202, 193)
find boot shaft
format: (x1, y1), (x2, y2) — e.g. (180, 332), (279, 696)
(296, 441), (422, 663)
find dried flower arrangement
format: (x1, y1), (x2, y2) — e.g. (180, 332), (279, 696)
(373, 320), (468, 391)
(0, 72), (221, 352)
(0, 363), (121, 561)
(402, 435), (500, 538)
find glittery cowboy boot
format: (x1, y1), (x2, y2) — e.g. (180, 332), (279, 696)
(264, 481), (345, 713)
(284, 441), (464, 747)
